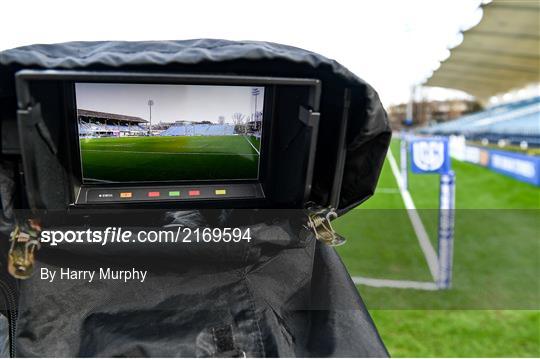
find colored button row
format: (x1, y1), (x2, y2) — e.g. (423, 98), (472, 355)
(116, 189), (227, 199)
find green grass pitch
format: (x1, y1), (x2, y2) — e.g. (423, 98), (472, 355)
(80, 135), (261, 182)
(334, 140), (540, 357)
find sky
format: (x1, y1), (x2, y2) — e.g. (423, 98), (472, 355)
(76, 83), (264, 124)
(0, 0), (486, 106)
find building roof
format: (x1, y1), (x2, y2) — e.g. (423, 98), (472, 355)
(77, 109), (147, 124)
(424, 0), (540, 102)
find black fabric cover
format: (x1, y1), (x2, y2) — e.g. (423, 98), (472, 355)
(0, 39), (391, 212)
(13, 215), (387, 357)
(0, 40), (390, 357)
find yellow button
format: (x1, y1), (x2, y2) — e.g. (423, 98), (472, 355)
(120, 192), (132, 198)
(215, 189), (227, 195)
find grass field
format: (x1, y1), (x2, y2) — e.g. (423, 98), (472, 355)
(334, 140), (540, 357)
(80, 135), (261, 182)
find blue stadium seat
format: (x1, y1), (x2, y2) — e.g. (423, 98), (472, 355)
(420, 96), (540, 144)
(160, 124), (235, 136)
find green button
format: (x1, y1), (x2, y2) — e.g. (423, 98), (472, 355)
(168, 191), (180, 197)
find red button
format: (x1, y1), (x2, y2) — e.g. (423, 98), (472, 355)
(148, 191), (160, 197)
(188, 190), (200, 196)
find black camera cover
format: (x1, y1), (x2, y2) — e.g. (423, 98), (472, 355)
(0, 39), (391, 213)
(0, 40), (390, 357)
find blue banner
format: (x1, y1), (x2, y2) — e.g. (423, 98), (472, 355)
(487, 149), (540, 186)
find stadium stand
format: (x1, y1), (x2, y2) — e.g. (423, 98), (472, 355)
(78, 109), (148, 137)
(160, 123), (235, 136)
(420, 96), (540, 146)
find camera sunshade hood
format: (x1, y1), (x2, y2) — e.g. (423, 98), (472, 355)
(0, 39), (391, 214)
(0, 40), (391, 357)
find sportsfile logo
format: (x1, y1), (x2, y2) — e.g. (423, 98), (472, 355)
(40, 227), (252, 246)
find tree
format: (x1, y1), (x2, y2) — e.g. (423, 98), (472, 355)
(231, 112), (245, 125)
(231, 113), (247, 135)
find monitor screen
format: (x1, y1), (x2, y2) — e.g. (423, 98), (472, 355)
(75, 83), (264, 183)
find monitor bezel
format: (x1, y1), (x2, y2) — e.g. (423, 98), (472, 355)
(15, 70), (321, 208)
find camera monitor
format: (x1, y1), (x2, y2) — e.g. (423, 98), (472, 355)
(15, 70), (323, 209)
(76, 83), (264, 183)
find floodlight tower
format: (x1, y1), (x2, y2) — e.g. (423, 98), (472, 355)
(148, 99), (154, 136)
(251, 88), (260, 121)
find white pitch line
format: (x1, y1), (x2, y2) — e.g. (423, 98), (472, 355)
(243, 136), (260, 155)
(352, 276), (438, 291)
(83, 150), (258, 156)
(387, 148), (440, 282)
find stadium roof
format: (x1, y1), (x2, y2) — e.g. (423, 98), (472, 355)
(77, 109), (147, 123)
(424, 0), (540, 102)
